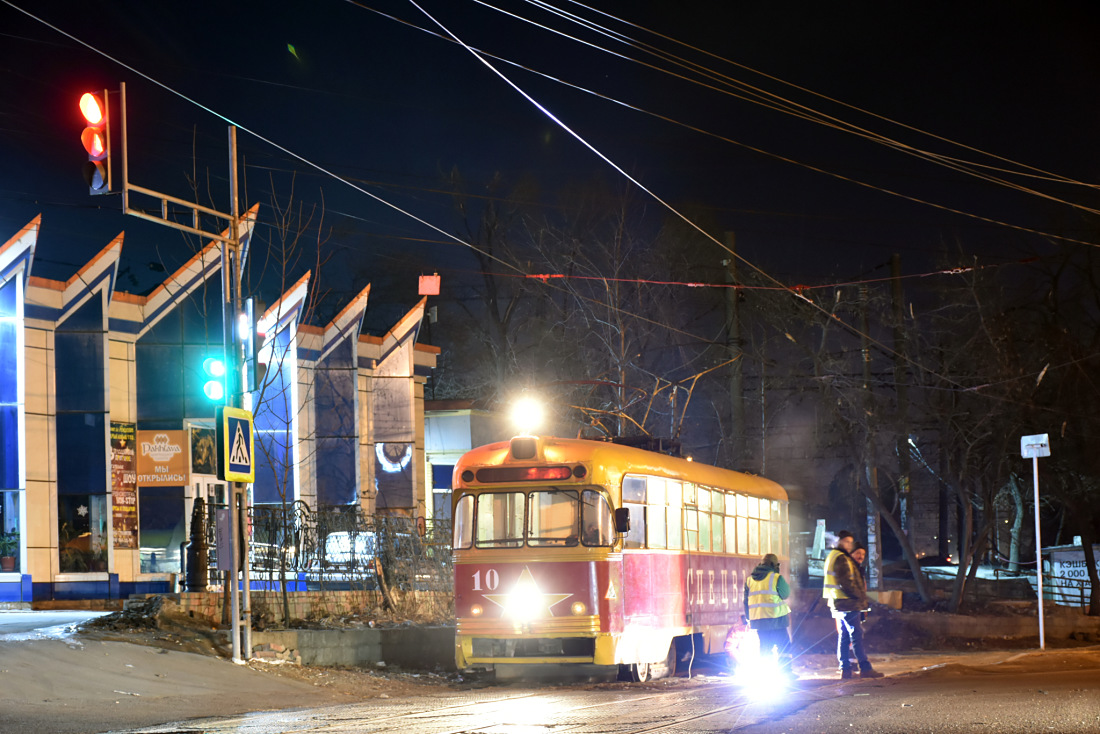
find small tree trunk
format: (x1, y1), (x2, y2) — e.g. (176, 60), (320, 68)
(862, 484), (932, 604)
(1008, 474), (1023, 573)
(1079, 531), (1100, 617)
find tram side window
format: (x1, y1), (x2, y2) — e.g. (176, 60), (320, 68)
(646, 478), (666, 549)
(697, 487), (711, 552)
(666, 480), (683, 550)
(770, 500), (785, 554)
(529, 489), (578, 546)
(735, 494), (749, 554)
(453, 494), (474, 549)
(623, 475), (646, 503)
(711, 492), (725, 553)
(581, 490), (613, 546)
(622, 503), (646, 549)
(684, 506), (698, 549)
(747, 496), (760, 555)
(476, 492), (525, 548)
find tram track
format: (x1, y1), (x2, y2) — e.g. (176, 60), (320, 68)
(123, 665), (858, 734)
(135, 674), (816, 734)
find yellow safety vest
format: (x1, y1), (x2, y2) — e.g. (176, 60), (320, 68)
(822, 548), (852, 600)
(746, 571), (790, 620)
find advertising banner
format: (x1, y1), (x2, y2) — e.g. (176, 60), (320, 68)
(136, 430), (190, 487)
(110, 421), (138, 549)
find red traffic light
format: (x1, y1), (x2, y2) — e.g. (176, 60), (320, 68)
(79, 90), (111, 194)
(81, 127), (106, 159)
(79, 92), (104, 125)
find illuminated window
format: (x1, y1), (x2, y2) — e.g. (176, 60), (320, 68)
(453, 494), (474, 550)
(528, 489), (578, 546)
(476, 492), (525, 548)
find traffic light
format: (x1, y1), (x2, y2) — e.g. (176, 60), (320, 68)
(202, 356), (226, 402)
(79, 91), (110, 194)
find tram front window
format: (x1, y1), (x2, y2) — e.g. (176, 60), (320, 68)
(468, 488), (615, 548)
(528, 489), (578, 546)
(581, 489), (613, 546)
(476, 492), (525, 548)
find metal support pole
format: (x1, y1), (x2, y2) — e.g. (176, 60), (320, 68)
(228, 126), (252, 660)
(1032, 455), (1045, 650)
(120, 82), (128, 213)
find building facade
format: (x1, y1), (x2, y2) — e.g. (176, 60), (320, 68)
(0, 215), (437, 602)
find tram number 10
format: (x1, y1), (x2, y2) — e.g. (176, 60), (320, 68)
(471, 568), (500, 591)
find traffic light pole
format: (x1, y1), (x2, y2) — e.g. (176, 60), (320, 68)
(116, 83), (252, 662)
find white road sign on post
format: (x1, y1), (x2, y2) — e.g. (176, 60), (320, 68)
(1020, 433), (1051, 650)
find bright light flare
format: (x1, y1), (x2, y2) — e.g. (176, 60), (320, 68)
(511, 396), (544, 435)
(735, 653), (790, 701)
(79, 92), (103, 124)
(503, 579), (544, 622)
(203, 357), (226, 377)
(494, 697), (561, 732)
(730, 628), (791, 700)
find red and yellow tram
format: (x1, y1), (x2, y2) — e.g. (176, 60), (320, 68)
(452, 434), (789, 680)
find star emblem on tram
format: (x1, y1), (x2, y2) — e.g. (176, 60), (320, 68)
(483, 566), (572, 621)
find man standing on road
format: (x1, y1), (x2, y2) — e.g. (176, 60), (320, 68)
(744, 553), (795, 678)
(823, 531), (883, 679)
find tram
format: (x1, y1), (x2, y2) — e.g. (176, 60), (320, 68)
(452, 433), (789, 680)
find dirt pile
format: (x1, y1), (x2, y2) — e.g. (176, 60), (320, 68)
(79, 595), (231, 658)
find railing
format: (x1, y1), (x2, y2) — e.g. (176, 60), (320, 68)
(248, 502), (454, 596)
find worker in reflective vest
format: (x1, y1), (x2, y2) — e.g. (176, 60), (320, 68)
(822, 530), (883, 679)
(743, 553), (794, 676)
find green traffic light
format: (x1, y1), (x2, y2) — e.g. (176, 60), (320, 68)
(203, 356), (226, 377)
(203, 356), (226, 401)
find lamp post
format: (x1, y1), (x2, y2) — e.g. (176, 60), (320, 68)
(1020, 433), (1051, 650)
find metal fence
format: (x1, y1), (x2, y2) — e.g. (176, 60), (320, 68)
(249, 502), (454, 597)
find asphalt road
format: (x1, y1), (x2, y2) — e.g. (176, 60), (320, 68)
(97, 649), (1100, 734)
(0, 610), (109, 637)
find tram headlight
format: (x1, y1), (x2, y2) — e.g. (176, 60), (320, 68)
(503, 581), (544, 622)
(511, 396), (543, 436)
(571, 601), (587, 616)
(470, 604), (483, 617)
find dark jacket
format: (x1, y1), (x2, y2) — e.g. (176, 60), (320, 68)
(828, 549), (869, 613)
(743, 562), (791, 630)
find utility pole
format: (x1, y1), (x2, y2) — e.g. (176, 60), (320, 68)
(891, 254), (911, 536)
(723, 232), (744, 467)
(860, 286), (883, 591)
(117, 83), (253, 662)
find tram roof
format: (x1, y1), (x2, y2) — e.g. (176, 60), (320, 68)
(456, 435), (788, 503)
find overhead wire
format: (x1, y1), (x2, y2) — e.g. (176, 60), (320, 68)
(0, 0), (525, 280)
(551, 0), (1100, 191)
(492, 0), (1100, 218)
(344, 0), (1100, 248)
(399, 0), (1033, 397)
(2, 0), (1078, 402)
(4, 0), (727, 357)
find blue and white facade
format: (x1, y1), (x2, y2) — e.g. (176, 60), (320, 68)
(0, 214), (437, 602)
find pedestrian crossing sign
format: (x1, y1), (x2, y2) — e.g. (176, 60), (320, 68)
(216, 406), (255, 483)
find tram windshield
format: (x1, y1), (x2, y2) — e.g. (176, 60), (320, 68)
(454, 488), (614, 549)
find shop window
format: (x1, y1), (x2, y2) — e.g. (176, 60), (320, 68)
(59, 495), (108, 573)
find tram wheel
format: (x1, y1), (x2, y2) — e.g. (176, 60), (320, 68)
(631, 661), (650, 683)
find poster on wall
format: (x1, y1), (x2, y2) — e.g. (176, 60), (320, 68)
(190, 427), (217, 476)
(372, 341), (414, 443)
(136, 430), (190, 487)
(110, 421), (138, 549)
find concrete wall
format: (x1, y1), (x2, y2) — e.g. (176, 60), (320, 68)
(251, 626), (455, 670)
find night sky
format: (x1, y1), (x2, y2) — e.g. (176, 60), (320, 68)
(1, 1), (1097, 332)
